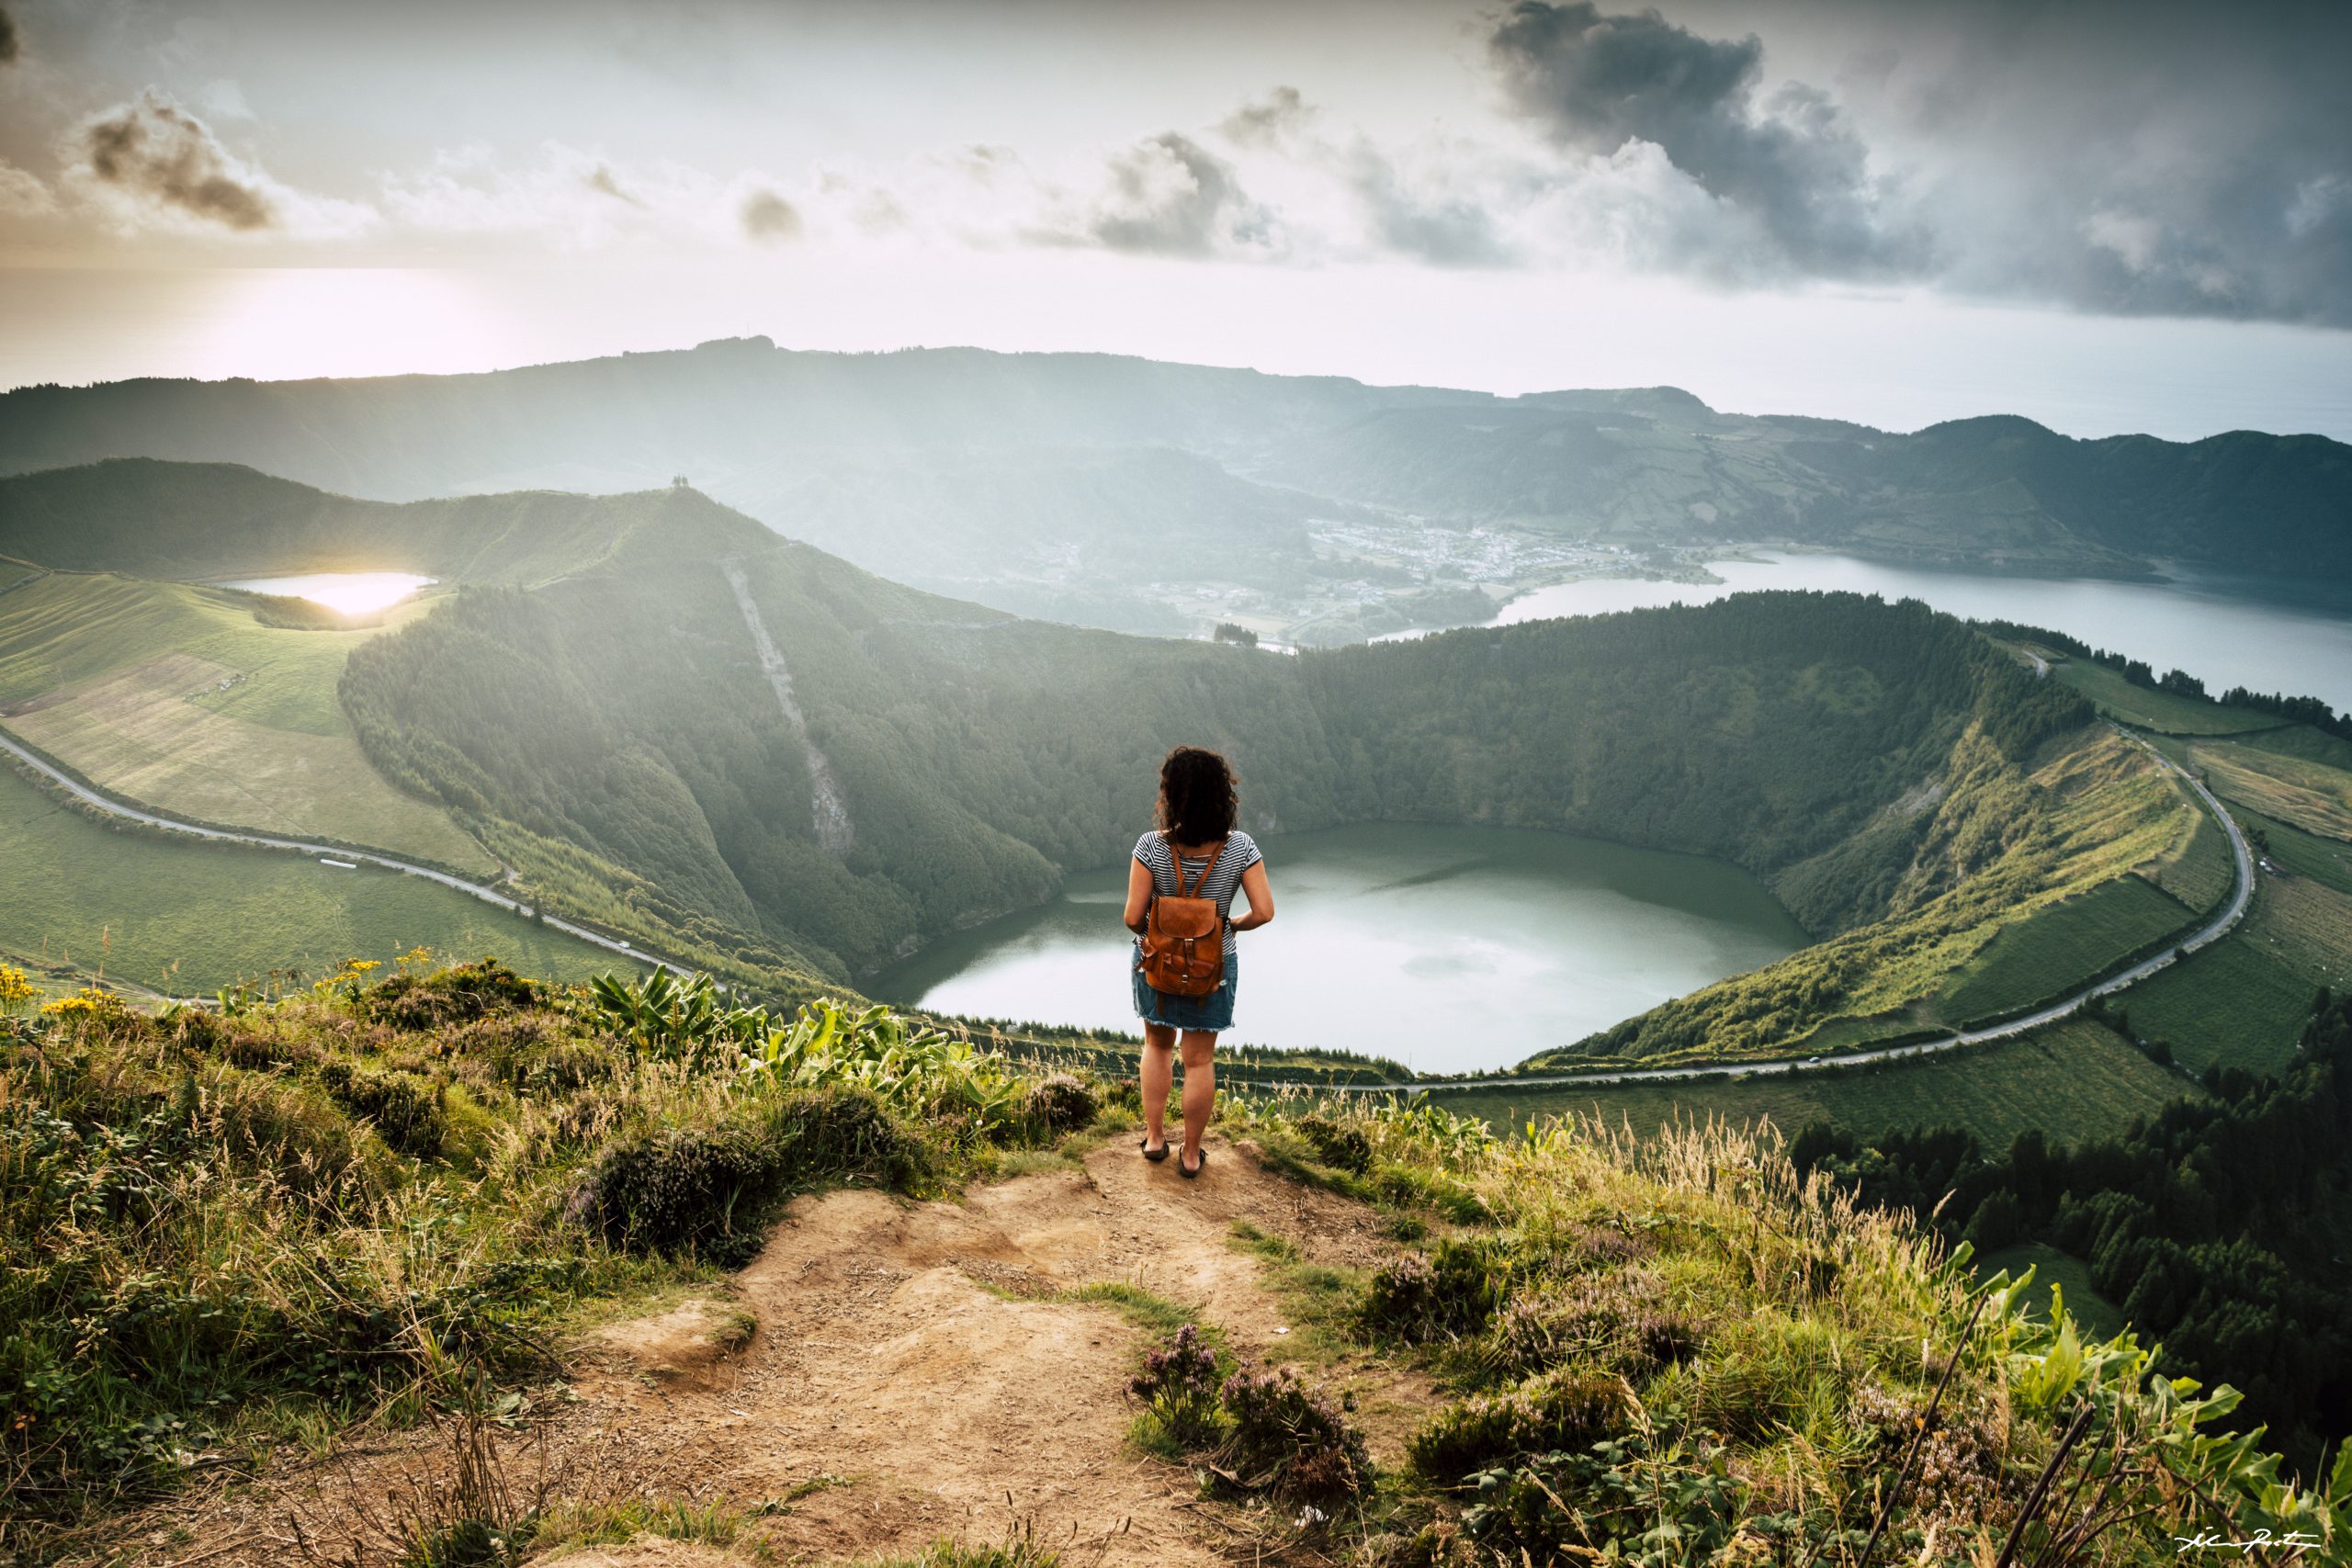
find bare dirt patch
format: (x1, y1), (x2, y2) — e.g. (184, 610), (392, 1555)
(107, 1134), (1426, 1567)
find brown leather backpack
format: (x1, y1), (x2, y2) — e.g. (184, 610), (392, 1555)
(1138, 839), (1227, 998)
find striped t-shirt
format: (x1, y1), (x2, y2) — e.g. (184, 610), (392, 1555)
(1134, 829), (1261, 956)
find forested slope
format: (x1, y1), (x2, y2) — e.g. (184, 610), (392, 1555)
(329, 473), (2108, 1063)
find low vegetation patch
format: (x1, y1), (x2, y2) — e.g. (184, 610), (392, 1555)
(0, 962), (1109, 1536)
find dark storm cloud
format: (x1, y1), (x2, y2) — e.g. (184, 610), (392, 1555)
(1476, 0), (2352, 325)
(80, 92), (275, 230)
(0, 5), (19, 65)
(741, 187), (801, 243)
(1085, 131), (1272, 257)
(1487, 0), (1926, 277)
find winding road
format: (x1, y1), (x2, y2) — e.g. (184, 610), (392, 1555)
(0, 728), (686, 979)
(1340, 727), (2254, 1096)
(1, 716), (2253, 1078)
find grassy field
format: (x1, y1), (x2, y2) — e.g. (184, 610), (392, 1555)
(2052, 659), (2279, 735)
(1975, 1243), (2126, 1338)
(0, 572), (485, 871)
(2256, 873), (2352, 993)
(1446, 1019), (2197, 1152)
(2192, 738), (2352, 841)
(1929, 873), (2196, 1027)
(0, 558), (40, 593)
(2122, 925), (2318, 1075)
(2237, 805), (2352, 895)
(0, 761), (633, 995)
(2142, 796), (2235, 913)
(2237, 723), (2352, 774)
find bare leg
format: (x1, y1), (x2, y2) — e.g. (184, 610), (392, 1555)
(1179, 1031), (1217, 1171)
(1140, 1022), (1176, 1152)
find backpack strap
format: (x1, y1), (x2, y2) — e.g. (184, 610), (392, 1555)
(1176, 840), (1225, 899)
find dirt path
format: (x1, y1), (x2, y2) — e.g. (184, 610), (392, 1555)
(134, 1134), (1423, 1567)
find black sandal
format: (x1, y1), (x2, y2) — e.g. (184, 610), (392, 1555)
(1139, 1135), (1170, 1163)
(1179, 1146), (1207, 1179)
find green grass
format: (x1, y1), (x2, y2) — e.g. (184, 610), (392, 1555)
(1931, 874), (2196, 1027)
(0, 571), (486, 870)
(2193, 738), (2352, 841)
(1449, 1019), (2199, 1152)
(0, 761), (632, 993)
(2052, 659), (2278, 735)
(2120, 929), (2314, 1075)
(2238, 724), (2352, 774)
(1975, 1244), (2126, 1339)
(2236, 806), (2352, 896)
(2143, 797), (2235, 913)
(0, 558), (39, 592)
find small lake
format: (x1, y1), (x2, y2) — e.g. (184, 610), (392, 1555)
(869, 822), (1809, 1074)
(1488, 552), (2352, 715)
(220, 571), (436, 615)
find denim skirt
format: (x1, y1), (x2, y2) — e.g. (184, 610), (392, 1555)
(1132, 940), (1238, 1033)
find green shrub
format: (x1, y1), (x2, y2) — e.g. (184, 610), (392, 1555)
(1125, 1323), (1225, 1448)
(1218, 1362), (1373, 1503)
(1296, 1114), (1374, 1174)
(1407, 1369), (1633, 1480)
(580, 1086), (922, 1264)
(1023, 1072), (1098, 1136)
(319, 1060), (447, 1158)
(363, 958), (542, 1031)
(1361, 1237), (1506, 1342)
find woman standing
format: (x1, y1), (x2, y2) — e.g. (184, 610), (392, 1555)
(1123, 745), (1274, 1179)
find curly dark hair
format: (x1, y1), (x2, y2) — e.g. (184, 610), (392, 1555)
(1158, 745), (1238, 847)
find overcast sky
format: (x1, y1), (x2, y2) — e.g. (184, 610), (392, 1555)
(1, 0), (2346, 438)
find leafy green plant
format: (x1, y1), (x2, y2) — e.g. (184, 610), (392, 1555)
(1360, 1236), (1507, 1343)
(1125, 1323), (1225, 1449)
(1407, 1368), (1634, 1481)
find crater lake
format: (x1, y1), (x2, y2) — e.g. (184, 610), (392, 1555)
(868, 822), (1810, 1074)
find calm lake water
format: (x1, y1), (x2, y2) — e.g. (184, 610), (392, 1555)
(220, 571), (435, 615)
(869, 822), (1808, 1073)
(1493, 552), (2352, 715)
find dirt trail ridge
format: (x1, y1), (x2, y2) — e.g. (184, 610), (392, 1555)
(146, 1134), (1427, 1567)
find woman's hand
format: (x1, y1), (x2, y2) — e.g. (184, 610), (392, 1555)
(1228, 860), (1274, 932)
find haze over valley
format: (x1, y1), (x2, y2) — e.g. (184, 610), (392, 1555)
(5, 0), (2352, 1560)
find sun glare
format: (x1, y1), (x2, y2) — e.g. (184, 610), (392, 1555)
(225, 572), (435, 615)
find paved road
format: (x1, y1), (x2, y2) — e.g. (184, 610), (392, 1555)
(1340, 728), (2253, 1096)
(0, 727), (685, 978)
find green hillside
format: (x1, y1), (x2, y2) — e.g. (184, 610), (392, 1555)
(1450, 1017), (2197, 1156)
(0, 761), (628, 994)
(338, 508), (2104, 1057)
(0, 570), (487, 871)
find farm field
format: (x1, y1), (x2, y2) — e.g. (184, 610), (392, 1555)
(1929, 873), (2196, 1026)
(0, 761), (631, 995)
(2256, 873), (2352, 992)
(2192, 737), (2352, 840)
(2237, 723), (2352, 774)
(0, 572), (485, 871)
(2142, 798), (2235, 912)
(2052, 659), (2280, 735)
(2237, 806), (2352, 895)
(2121, 924), (2316, 1074)
(1445, 1019), (2198, 1151)
(0, 558), (40, 593)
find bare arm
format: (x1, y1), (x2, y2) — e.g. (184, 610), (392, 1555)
(1123, 855), (1154, 935)
(1229, 859), (1274, 932)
